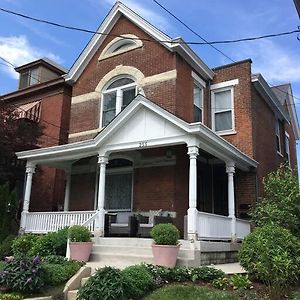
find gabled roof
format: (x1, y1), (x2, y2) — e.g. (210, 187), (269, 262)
(251, 74), (290, 123)
(64, 1), (214, 83)
(271, 83), (300, 139)
(16, 94), (258, 171)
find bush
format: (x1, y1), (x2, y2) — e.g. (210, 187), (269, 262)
(151, 224), (179, 245)
(68, 225), (91, 242)
(121, 265), (154, 299)
(29, 228), (68, 257)
(251, 165), (300, 236)
(43, 260), (82, 286)
(77, 267), (124, 300)
(0, 294), (23, 300)
(42, 255), (68, 264)
(239, 225), (300, 295)
(0, 235), (15, 260)
(0, 256), (45, 293)
(12, 234), (38, 257)
(143, 264), (224, 284)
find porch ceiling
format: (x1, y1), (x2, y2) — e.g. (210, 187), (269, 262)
(16, 95), (258, 171)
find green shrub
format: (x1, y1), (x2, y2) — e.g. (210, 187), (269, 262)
(121, 265), (155, 299)
(212, 277), (231, 290)
(0, 294), (23, 300)
(43, 260), (81, 286)
(29, 228), (68, 257)
(190, 266), (225, 282)
(11, 234), (38, 257)
(42, 255), (68, 264)
(68, 225), (91, 242)
(228, 274), (252, 290)
(77, 267), (124, 300)
(143, 264), (224, 284)
(239, 225), (300, 295)
(151, 224), (179, 245)
(0, 235), (15, 259)
(251, 165), (300, 236)
(0, 256), (45, 293)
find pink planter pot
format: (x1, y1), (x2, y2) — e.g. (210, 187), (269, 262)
(69, 242), (93, 262)
(152, 244), (180, 268)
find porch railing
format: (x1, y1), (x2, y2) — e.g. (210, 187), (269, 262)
(25, 211), (97, 234)
(197, 211), (250, 241)
(236, 218), (251, 240)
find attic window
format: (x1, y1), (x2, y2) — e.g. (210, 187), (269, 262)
(99, 34), (143, 60)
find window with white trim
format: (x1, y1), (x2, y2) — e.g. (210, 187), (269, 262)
(193, 83), (203, 122)
(275, 120), (281, 154)
(211, 87), (234, 133)
(285, 132), (291, 166)
(101, 77), (136, 127)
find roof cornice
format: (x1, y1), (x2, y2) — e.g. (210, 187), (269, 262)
(251, 74), (290, 122)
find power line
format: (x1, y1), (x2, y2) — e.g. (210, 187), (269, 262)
(152, 0), (300, 106)
(1, 54), (300, 112)
(0, 6), (299, 46)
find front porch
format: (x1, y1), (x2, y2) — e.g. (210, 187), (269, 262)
(17, 95), (257, 241)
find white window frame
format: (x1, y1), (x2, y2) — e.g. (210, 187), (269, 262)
(193, 81), (204, 123)
(285, 131), (291, 167)
(100, 76), (137, 127)
(276, 120), (282, 155)
(211, 86), (235, 134)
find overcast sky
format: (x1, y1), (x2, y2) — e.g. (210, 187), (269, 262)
(0, 0), (299, 164)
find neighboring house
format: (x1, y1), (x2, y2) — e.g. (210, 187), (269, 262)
(0, 58), (72, 211)
(14, 2), (299, 241)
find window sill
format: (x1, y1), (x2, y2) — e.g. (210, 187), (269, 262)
(218, 130), (237, 136)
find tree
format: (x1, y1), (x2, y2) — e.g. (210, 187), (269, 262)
(0, 100), (43, 184)
(251, 165), (300, 236)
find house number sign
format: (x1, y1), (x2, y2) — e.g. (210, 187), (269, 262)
(139, 141), (148, 147)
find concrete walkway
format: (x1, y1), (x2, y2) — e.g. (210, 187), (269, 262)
(208, 262), (246, 274)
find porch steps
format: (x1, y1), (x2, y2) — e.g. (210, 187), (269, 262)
(67, 276), (90, 300)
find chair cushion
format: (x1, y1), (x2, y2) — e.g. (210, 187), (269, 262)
(111, 223), (128, 227)
(116, 212), (132, 223)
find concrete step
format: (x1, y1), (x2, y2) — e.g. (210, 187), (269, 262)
(81, 277), (90, 286)
(90, 252), (154, 264)
(67, 289), (78, 300)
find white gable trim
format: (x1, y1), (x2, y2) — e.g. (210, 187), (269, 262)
(64, 2), (214, 83)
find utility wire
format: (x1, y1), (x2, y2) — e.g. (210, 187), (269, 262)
(0, 6), (299, 46)
(152, 0), (300, 107)
(0, 56), (300, 111)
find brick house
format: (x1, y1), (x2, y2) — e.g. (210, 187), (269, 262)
(0, 58), (72, 211)
(15, 2), (299, 242)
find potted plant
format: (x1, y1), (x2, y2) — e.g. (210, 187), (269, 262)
(68, 225), (93, 262)
(151, 223), (180, 268)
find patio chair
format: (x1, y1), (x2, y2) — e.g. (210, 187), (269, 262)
(137, 215), (173, 238)
(106, 212), (138, 237)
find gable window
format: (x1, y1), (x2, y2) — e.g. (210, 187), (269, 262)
(19, 67), (40, 89)
(99, 34), (143, 60)
(102, 77), (136, 127)
(276, 120), (282, 154)
(193, 83), (203, 122)
(285, 132), (291, 166)
(211, 88), (234, 133)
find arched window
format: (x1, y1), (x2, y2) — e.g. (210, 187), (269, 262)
(99, 34), (143, 60)
(102, 77), (137, 126)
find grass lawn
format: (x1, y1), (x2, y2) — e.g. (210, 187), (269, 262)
(144, 284), (238, 300)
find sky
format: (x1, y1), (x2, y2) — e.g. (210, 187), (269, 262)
(0, 0), (300, 163)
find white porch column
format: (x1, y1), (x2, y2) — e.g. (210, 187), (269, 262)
(187, 146), (199, 241)
(95, 155), (109, 237)
(226, 162), (236, 242)
(63, 170), (71, 211)
(20, 162), (36, 232)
